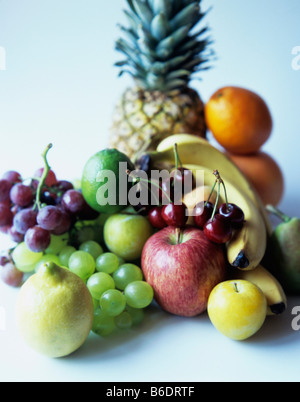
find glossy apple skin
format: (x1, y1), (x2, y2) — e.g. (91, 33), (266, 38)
(141, 226), (227, 317)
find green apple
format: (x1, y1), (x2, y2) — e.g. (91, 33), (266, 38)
(207, 280), (267, 341)
(103, 213), (153, 261)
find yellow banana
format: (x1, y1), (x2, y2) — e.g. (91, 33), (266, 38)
(151, 134), (273, 236)
(156, 133), (207, 151)
(182, 164), (267, 271)
(230, 264), (287, 316)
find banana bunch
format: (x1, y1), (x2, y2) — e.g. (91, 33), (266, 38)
(148, 133), (287, 315)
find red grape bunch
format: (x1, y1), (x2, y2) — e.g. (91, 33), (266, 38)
(0, 144), (99, 286)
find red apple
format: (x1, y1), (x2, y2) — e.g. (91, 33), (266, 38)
(141, 226), (227, 317)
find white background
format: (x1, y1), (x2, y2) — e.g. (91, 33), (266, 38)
(0, 0), (300, 382)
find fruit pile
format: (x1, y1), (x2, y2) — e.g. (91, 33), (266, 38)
(1, 0), (299, 357)
(138, 134), (290, 339)
(0, 134), (293, 350)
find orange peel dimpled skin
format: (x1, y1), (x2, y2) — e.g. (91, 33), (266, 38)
(205, 86), (273, 155)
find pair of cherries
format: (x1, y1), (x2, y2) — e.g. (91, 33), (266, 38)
(148, 164), (193, 229)
(131, 164), (190, 229)
(148, 202), (188, 229)
(193, 201), (245, 244)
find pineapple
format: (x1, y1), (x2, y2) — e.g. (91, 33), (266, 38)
(110, 0), (213, 161)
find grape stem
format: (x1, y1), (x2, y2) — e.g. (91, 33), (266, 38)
(33, 143), (53, 211)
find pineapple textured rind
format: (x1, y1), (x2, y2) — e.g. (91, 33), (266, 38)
(110, 0), (213, 159)
(110, 86), (206, 159)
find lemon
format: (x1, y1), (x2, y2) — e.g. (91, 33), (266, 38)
(81, 148), (135, 214)
(16, 262), (94, 358)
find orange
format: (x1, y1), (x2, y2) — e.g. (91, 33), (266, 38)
(205, 86), (273, 155)
(227, 151), (284, 206)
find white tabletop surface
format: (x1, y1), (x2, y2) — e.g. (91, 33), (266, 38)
(1, 0), (300, 382)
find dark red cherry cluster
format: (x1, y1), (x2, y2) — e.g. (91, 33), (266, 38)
(132, 158), (195, 217)
(134, 145), (194, 229)
(193, 171), (245, 244)
(148, 164), (193, 229)
(146, 167), (192, 229)
(135, 149), (245, 243)
(148, 201), (188, 229)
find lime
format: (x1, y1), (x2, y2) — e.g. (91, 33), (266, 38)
(16, 262), (94, 358)
(81, 148), (135, 214)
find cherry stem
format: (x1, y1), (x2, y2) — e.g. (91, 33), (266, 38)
(220, 179), (229, 210)
(205, 179), (217, 207)
(210, 180), (220, 221)
(266, 204), (291, 223)
(33, 143), (53, 211)
(126, 170), (171, 204)
(173, 143), (183, 171)
(173, 143), (184, 194)
(213, 170), (229, 210)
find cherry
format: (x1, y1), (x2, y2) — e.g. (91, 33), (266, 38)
(203, 214), (232, 244)
(159, 168), (195, 204)
(159, 177), (175, 204)
(193, 201), (214, 229)
(219, 203), (245, 228)
(161, 203), (188, 228)
(170, 145), (195, 191)
(171, 167), (195, 187)
(148, 206), (167, 229)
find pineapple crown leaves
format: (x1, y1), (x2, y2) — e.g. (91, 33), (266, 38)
(115, 0), (214, 92)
